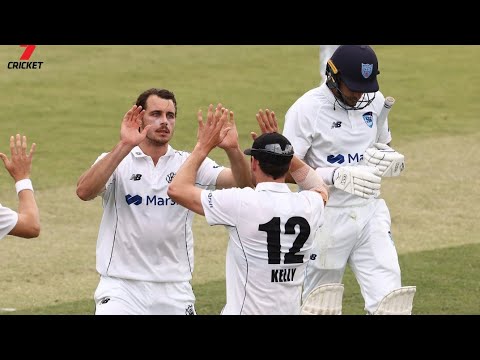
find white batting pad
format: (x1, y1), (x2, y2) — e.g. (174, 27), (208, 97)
(301, 283), (344, 315)
(372, 286), (417, 315)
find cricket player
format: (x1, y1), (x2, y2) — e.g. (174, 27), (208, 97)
(76, 89), (252, 315)
(0, 134), (40, 240)
(284, 45), (412, 314)
(168, 107), (328, 315)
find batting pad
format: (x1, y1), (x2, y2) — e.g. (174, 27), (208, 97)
(373, 286), (417, 315)
(301, 283), (344, 315)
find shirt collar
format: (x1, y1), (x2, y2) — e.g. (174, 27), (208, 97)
(255, 182), (291, 193)
(319, 82), (337, 106)
(131, 145), (175, 158)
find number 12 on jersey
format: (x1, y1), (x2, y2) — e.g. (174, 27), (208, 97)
(259, 217), (311, 264)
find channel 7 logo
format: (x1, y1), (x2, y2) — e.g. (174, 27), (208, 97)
(7, 45), (44, 70)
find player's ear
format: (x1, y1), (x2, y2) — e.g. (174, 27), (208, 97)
(250, 157), (257, 170)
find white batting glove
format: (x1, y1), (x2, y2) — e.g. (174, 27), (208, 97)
(362, 143), (405, 177)
(333, 165), (382, 199)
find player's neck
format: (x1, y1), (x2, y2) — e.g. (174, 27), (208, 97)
(255, 172), (286, 185)
(139, 141), (169, 166)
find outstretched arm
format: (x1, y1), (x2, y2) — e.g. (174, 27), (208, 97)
(0, 134), (40, 238)
(215, 103), (253, 189)
(168, 104), (231, 215)
(76, 105), (151, 201)
(253, 109), (329, 204)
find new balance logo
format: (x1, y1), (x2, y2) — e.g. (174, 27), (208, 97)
(331, 121), (342, 129)
(125, 194), (143, 205)
(130, 174), (142, 181)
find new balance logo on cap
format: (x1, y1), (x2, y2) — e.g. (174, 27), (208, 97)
(331, 121), (342, 129)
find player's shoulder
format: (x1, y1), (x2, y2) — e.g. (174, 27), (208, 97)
(286, 86), (325, 117)
(371, 91), (386, 109)
(300, 189), (325, 203)
(172, 149), (190, 158)
(293, 86), (324, 106)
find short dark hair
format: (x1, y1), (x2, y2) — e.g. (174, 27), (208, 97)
(257, 160), (290, 179)
(136, 88), (177, 116)
(244, 132), (294, 179)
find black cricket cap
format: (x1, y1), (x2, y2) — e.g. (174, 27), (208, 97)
(244, 132), (294, 165)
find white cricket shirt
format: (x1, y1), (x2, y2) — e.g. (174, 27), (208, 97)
(283, 83), (392, 207)
(94, 145), (224, 282)
(0, 205), (18, 240)
(201, 182), (324, 315)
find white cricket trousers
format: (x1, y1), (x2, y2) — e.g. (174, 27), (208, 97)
(303, 198), (401, 313)
(94, 275), (196, 315)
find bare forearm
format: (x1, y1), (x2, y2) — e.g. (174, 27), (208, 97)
(10, 191), (40, 238)
(224, 146), (253, 188)
(76, 141), (134, 201)
(167, 145), (207, 215)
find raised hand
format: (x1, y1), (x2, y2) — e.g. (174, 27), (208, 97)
(196, 104), (231, 153)
(251, 109), (279, 141)
(0, 134), (36, 182)
(216, 105), (238, 150)
(120, 105), (152, 147)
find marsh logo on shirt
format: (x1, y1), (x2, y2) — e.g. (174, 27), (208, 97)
(327, 154), (345, 164)
(126, 194), (176, 206)
(327, 153), (363, 164)
(362, 112), (373, 128)
(125, 194), (142, 205)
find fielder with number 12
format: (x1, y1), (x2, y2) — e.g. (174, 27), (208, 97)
(168, 107), (328, 315)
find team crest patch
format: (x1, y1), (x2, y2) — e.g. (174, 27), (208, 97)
(361, 63), (373, 78)
(362, 111), (373, 128)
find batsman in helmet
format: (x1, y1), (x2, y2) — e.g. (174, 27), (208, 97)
(283, 45), (414, 315)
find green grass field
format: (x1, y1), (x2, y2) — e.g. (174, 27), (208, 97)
(0, 45), (478, 315)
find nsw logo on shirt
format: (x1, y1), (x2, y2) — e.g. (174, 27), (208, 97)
(362, 111), (373, 128)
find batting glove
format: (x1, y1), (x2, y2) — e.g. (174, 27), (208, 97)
(362, 143), (405, 177)
(333, 165), (382, 199)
